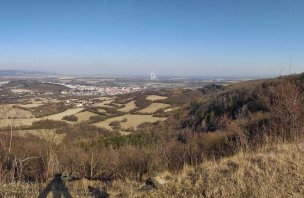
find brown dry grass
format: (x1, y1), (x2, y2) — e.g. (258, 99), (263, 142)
(164, 107), (180, 113)
(146, 95), (168, 101)
(74, 111), (98, 122)
(0, 105), (34, 119)
(93, 97), (115, 108)
(2, 142), (303, 197)
(45, 108), (84, 120)
(0, 118), (39, 128)
(0, 108), (83, 128)
(118, 100), (137, 112)
(93, 114), (167, 131)
(140, 142), (304, 198)
(137, 103), (171, 114)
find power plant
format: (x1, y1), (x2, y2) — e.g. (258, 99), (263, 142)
(150, 72), (157, 80)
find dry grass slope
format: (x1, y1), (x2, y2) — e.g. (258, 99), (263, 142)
(118, 100), (137, 112)
(146, 95), (168, 101)
(75, 111), (98, 122)
(0, 105), (34, 119)
(138, 103), (171, 114)
(141, 143), (304, 198)
(93, 114), (167, 131)
(45, 108), (84, 120)
(2, 142), (302, 197)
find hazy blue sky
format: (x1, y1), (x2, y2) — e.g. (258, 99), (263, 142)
(0, 0), (303, 76)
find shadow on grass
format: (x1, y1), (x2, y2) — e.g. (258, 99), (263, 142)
(38, 173), (72, 198)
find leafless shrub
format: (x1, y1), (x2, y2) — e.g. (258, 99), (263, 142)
(258, 80), (304, 142)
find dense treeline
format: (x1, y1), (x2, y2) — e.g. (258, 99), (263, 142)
(19, 102), (72, 117)
(181, 81), (266, 131)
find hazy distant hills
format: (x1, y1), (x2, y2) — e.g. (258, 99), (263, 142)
(0, 70), (51, 77)
(0, 69), (290, 80)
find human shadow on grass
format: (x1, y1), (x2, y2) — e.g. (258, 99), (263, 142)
(38, 173), (72, 198)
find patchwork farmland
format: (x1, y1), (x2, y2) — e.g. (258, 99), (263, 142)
(0, 92), (182, 140)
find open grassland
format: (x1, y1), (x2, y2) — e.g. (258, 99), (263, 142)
(0, 91), (183, 130)
(45, 108), (84, 120)
(118, 100), (137, 112)
(94, 100), (115, 108)
(137, 103), (171, 114)
(0, 118), (38, 128)
(0, 93), (176, 131)
(0, 105), (34, 119)
(0, 108), (83, 128)
(0, 100), (170, 129)
(17, 103), (44, 108)
(93, 114), (167, 131)
(164, 107), (180, 112)
(75, 111), (98, 122)
(18, 98), (61, 108)
(146, 95), (168, 101)
(97, 108), (107, 114)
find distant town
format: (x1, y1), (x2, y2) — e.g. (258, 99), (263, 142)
(44, 81), (146, 96)
(0, 72), (243, 99)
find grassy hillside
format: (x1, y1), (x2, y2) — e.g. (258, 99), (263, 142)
(133, 142), (304, 197)
(0, 73), (303, 197)
(1, 142), (303, 197)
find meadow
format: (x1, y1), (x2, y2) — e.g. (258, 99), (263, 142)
(0, 93), (178, 137)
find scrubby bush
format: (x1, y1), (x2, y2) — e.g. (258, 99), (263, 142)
(258, 80), (304, 142)
(32, 120), (68, 129)
(88, 115), (105, 123)
(0, 134), (47, 182)
(62, 115), (78, 122)
(109, 121), (121, 130)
